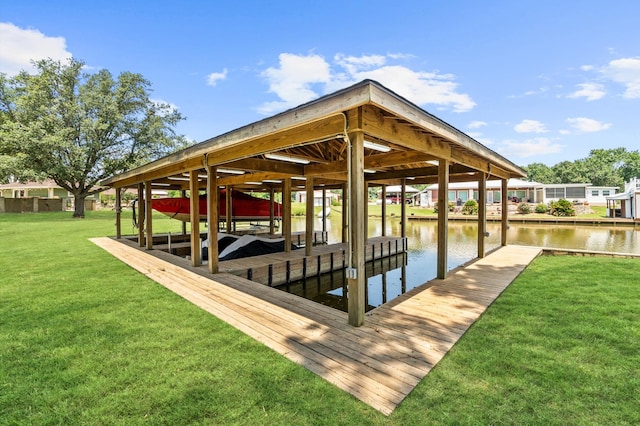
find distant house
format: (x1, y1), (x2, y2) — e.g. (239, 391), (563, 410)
(0, 179), (69, 199)
(0, 179), (106, 213)
(295, 190), (339, 206)
(540, 183), (618, 205)
(421, 179), (540, 206)
(420, 179), (618, 206)
(606, 177), (640, 219)
(376, 185), (420, 204)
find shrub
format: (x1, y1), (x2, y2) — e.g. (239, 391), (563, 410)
(517, 202), (532, 215)
(433, 201), (455, 213)
(535, 203), (549, 214)
(462, 199), (478, 215)
(549, 199), (576, 217)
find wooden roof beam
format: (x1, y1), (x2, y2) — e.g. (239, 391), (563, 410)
(222, 158), (305, 175)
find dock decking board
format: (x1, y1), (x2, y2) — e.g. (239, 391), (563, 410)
(91, 237), (541, 415)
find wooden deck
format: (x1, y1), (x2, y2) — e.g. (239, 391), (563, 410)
(90, 237), (541, 415)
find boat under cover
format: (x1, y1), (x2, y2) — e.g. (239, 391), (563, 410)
(202, 233), (298, 261)
(151, 189), (282, 222)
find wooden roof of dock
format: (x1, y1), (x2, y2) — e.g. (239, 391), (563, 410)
(101, 80), (526, 191)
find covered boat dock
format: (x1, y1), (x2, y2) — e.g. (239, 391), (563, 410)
(101, 79), (527, 327)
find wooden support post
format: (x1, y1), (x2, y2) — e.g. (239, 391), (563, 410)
(321, 187), (327, 236)
(364, 183), (369, 239)
(226, 186), (232, 234)
(181, 190), (187, 235)
(437, 160), (449, 279)
(189, 170), (201, 267)
(501, 178), (509, 246)
(283, 178), (292, 252)
(145, 181), (153, 250)
(305, 177), (314, 256)
(207, 165), (219, 274)
(348, 129), (365, 327)
(381, 185), (387, 236)
(478, 172), (487, 258)
(137, 183), (145, 247)
(341, 182), (348, 243)
(115, 187), (122, 239)
(269, 188), (275, 235)
(401, 178), (407, 238)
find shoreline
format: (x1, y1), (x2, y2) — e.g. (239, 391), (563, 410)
(406, 214), (638, 227)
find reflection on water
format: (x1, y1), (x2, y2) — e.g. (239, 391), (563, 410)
(275, 253), (408, 312)
(288, 215), (639, 311)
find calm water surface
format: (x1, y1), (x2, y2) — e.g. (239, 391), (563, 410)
(289, 215), (639, 311)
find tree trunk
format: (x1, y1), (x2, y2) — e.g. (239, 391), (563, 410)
(73, 193), (86, 218)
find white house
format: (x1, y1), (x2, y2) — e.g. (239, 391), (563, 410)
(421, 179), (618, 206)
(295, 190), (339, 206)
(376, 185), (420, 204)
(606, 177), (640, 219)
(540, 183), (618, 205)
(422, 178), (542, 206)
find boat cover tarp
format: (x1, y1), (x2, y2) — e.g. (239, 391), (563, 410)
(151, 189), (282, 222)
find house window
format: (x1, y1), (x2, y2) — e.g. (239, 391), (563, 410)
(566, 187), (586, 198)
(602, 190), (610, 196)
(545, 187), (564, 198)
(591, 190), (599, 196)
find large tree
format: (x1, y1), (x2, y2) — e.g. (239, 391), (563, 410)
(522, 162), (557, 184)
(0, 58), (185, 217)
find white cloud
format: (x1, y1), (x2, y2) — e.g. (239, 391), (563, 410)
(567, 83), (606, 101)
(258, 53), (332, 114)
(514, 119), (547, 133)
(601, 57), (640, 99)
(566, 117), (612, 132)
(353, 65), (476, 112)
(206, 68), (227, 86)
(258, 52), (476, 114)
(334, 53), (386, 75)
(580, 65), (594, 71)
(387, 52), (416, 60)
(468, 120), (487, 129)
(498, 138), (564, 159)
(0, 22), (72, 76)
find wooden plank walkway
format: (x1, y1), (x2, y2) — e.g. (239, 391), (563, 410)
(90, 237), (541, 415)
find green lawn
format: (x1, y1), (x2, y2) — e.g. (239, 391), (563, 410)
(1, 211), (638, 425)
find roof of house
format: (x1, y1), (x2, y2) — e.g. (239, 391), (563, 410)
(425, 178), (542, 191)
(377, 185), (420, 193)
(0, 179), (62, 190)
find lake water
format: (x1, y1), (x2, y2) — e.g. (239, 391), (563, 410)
(287, 215), (640, 311)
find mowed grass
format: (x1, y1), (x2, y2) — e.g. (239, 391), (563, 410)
(1, 211), (638, 425)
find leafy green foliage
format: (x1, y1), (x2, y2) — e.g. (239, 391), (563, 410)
(535, 203), (549, 213)
(433, 201), (454, 213)
(522, 148), (640, 189)
(517, 202), (532, 214)
(549, 198), (576, 216)
(522, 162), (558, 183)
(0, 58), (187, 217)
(461, 199), (478, 215)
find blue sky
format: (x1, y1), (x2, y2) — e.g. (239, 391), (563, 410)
(1, 0), (638, 167)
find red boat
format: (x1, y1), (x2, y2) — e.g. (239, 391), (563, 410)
(151, 189), (282, 222)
